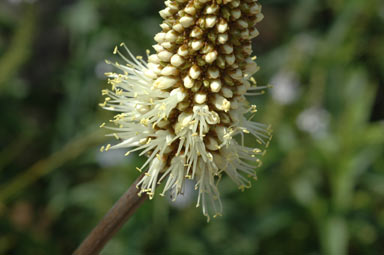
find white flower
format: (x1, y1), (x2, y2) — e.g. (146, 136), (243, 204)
(100, 0), (271, 221)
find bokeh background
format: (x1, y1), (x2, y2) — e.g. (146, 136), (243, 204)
(0, 0), (383, 254)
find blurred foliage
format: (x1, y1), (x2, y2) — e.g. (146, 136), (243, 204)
(0, 0), (383, 254)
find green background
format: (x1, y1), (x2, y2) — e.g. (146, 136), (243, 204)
(0, 0), (383, 254)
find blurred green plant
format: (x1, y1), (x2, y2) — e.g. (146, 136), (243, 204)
(0, 5), (35, 92)
(0, 0), (383, 254)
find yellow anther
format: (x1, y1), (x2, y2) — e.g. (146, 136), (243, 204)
(99, 122), (106, 128)
(250, 105), (257, 112)
(140, 118), (149, 126)
(100, 146), (105, 152)
(116, 89), (123, 96)
(105, 144), (111, 151)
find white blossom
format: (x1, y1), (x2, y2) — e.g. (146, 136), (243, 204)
(100, 0), (271, 221)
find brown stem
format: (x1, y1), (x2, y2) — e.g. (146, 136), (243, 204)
(73, 173), (147, 255)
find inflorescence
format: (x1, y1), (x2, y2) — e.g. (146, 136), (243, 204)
(100, 0), (272, 221)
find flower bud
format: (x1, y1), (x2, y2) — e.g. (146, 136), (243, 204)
(154, 76), (178, 89)
(189, 65), (201, 79)
(158, 50), (173, 62)
(218, 33), (228, 44)
(170, 54), (185, 67)
(210, 79), (222, 93)
(161, 65), (179, 76)
(183, 75), (194, 88)
(205, 16), (217, 28)
(194, 93), (207, 104)
(204, 51), (218, 64)
(213, 94), (231, 112)
(180, 15), (194, 28)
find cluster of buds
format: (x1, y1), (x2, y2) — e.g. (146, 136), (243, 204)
(100, 0), (271, 220)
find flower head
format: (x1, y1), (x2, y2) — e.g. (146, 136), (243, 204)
(100, 0), (271, 221)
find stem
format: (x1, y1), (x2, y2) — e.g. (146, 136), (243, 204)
(73, 173), (147, 255)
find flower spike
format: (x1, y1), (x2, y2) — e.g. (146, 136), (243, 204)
(101, 0), (271, 221)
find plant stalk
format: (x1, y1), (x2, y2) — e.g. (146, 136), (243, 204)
(73, 173), (147, 255)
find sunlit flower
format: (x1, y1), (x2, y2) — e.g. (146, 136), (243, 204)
(100, 0), (271, 220)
